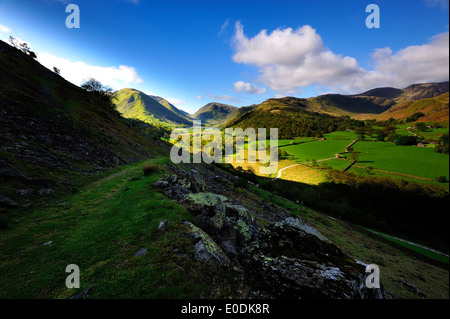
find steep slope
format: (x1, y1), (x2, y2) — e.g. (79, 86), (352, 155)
(399, 82), (449, 102)
(0, 40), (164, 207)
(114, 88), (191, 127)
(191, 102), (238, 126)
(149, 95), (191, 119)
(375, 92), (449, 122)
(305, 94), (394, 116)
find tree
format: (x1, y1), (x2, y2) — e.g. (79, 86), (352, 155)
(81, 78), (116, 111)
(415, 122), (427, 132)
(393, 134), (418, 146)
(53, 67), (61, 75)
(8, 36), (37, 59)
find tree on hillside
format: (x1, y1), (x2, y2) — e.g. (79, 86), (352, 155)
(415, 122), (427, 132)
(81, 78), (117, 111)
(8, 36), (37, 59)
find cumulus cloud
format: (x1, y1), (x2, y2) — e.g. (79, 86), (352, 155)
(233, 81), (266, 94)
(38, 52), (143, 90)
(232, 22), (449, 94)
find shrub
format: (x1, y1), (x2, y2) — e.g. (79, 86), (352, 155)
(436, 176), (447, 183)
(143, 164), (162, 176)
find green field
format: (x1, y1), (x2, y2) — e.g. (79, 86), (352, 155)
(351, 141), (449, 180)
(323, 131), (358, 140)
(282, 140), (351, 162)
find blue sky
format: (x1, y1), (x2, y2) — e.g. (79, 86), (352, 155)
(0, 0), (449, 113)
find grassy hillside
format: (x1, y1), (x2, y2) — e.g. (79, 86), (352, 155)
(149, 95), (191, 119)
(192, 102), (238, 126)
(374, 92), (449, 123)
(0, 40), (164, 212)
(114, 89), (192, 127)
(1, 157), (448, 299)
(225, 97), (365, 138)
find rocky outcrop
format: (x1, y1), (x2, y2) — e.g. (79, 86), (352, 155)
(153, 169), (385, 299)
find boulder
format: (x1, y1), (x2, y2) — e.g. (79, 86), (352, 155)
(184, 221), (230, 268)
(240, 217), (386, 299)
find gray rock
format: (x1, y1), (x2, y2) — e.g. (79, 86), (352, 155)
(0, 195), (18, 207)
(68, 287), (94, 299)
(135, 247), (147, 257)
(153, 180), (169, 189)
(38, 189), (54, 196)
(184, 221), (230, 268)
(157, 220), (170, 233)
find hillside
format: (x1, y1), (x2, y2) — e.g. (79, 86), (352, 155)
(225, 82), (449, 132)
(283, 82), (449, 118)
(191, 102), (238, 126)
(226, 97), (365, 138)
(0, 40), (164, 209)
(149, 95), (191, 120)
(375, 92), (449, 122)
(114, 89), (192, 127)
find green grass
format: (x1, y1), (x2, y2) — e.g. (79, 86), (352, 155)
(282, 140), (351, 162)
(351, 141), (449, 180)
(323, 131), (358, 140)
(0, 157), (211, 299)
(363, 228), (449, 264)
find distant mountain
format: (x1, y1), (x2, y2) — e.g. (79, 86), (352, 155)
(114, 89), (191, 126)
(301, 81), (449, 118)
(191, 102), (238, 126)
(375, 92), (449, 123)
(225, 81), (449, 138)
(149, 95), (191, 119)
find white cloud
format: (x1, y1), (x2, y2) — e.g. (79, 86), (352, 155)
(166, 97), (187, 106)
(206, 94), (234, 101)
(37, 52), (143, 90)
(219, 19), (230, 37)
(196, 95), (204, 100)
(0, 23), (11, 34)
(232, 22), (449, 94)
(424, 0), (449, 8)
(233, 81), (266, 94)
(206, 94), (240, 103)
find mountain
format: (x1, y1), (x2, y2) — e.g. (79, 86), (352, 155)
(0, 40), (164, 206)
(149, 95), (191, 119)
(375, 92), (449, 122)
(114, 88), (191, 127)
(226, 82), (449, 132)
(226, 97), (364, 139)
(191, 102), (238, 126)
(295, 81), (449, 118)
